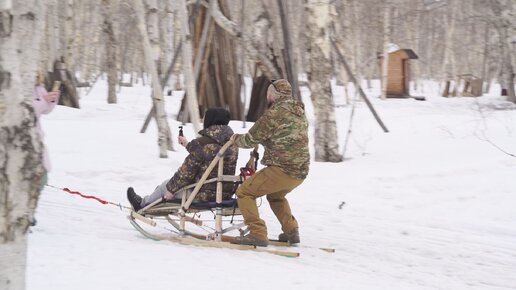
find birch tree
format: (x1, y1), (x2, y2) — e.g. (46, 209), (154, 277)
(441, 0), (458, 90)
(64, 0), (74, 69)
(490, 0), (516, 103)
(132, 0), (171, 157)
(178, 0), (201, 134)
(0, 1), (46, 289)
(41, 0), (58, 73)
(380, 1), (392, 99)
(306, 0), (343, 162)
(101, 0), (118, 104)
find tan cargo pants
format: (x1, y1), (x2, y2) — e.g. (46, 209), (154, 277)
(236, 166), (304, 240)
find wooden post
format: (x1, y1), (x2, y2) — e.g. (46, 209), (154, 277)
(180, 190), (186, 236)
(214, 158), (224, 241)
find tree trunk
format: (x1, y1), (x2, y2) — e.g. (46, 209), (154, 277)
(132, 0), (170, 157)
(440, 0), (457, 86)
(145, 0), (160, 62)
(43, 0), (59, 73)
(171, 1), (183, 90)
(306, 0), (343, 162)
(178, 0), (202, 134)
(209, 0), (279, 79)
(490, 0), (515, 103)
(381, 1), (391, 99)
(81, 1), (100, 83)
(101, 0), (118, 104)
(277, 0), (300, 100)
(0, 1), (46, 289)
(481, 23), (490, 93)
(64, 0), (74, 69)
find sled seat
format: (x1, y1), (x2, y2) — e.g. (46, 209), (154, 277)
(142, 199), (240, 218)
(176, 198), (237, 209)
(141, 175), (242, 216)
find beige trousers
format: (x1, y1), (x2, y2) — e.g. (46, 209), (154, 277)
(236, 166), (303, 240)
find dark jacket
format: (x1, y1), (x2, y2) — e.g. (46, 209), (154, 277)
(166, 125), (238, 201)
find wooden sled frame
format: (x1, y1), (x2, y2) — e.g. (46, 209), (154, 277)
(128, 141), (335, 257)
(128, 140), (248, 241)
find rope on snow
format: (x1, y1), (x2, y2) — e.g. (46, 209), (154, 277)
(45, 184), (131, 210)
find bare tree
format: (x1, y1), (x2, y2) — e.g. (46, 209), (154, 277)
(489, 0), (515, 103)
(178, 0), (202, 134)
(306, 0), (343, 162)
(381, 1), (392, 99)
(132, 0), (172, 157)
(0, 1), (46, 289)
(101, 0), (118, 103)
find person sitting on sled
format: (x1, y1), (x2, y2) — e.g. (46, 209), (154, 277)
(127, 108), (238, 211)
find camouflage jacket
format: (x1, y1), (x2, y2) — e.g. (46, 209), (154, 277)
(234, 96), (310, 179)
(166, 125), (239, 201)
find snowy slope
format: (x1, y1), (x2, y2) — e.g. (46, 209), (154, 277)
(27, 80), (516, 290)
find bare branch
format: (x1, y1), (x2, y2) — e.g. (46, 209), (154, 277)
(209, 0), (279, 78)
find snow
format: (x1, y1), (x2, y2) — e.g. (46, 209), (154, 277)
(27, 79), (516, 290)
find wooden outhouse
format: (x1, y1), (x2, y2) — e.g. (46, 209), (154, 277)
(381, 49), (418, 97)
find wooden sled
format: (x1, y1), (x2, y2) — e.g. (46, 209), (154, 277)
(127, 141), (302, 257)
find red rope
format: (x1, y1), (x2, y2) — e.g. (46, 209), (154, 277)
(45, 184), (131, 210)
(62, 187), (109, 205)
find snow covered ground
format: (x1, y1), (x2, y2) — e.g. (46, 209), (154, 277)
(27, 79), (516, 290)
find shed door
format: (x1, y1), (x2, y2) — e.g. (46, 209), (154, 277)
(402, 59), (410, 95)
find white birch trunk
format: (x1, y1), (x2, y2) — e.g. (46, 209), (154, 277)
(57, 0), (66, 58)
(132, 0), (170, 157)
(145, 0), (160, 62)
(380, 1), (391, 99)
(85, 2), (101, 83)
(0, 1), (46, 289)
(491, 0), (515, 103)
(73, 0), (84, 75)
(179, 0), (201, 133)
(159, 1), (171, 81)
(171, 1), (183, 90)
(306, 0), (342, 162)
(45, 0), (59, 72)
(440, 0), (457, 85)
(64, 0), (74, 69)
(351, 0), (361, 92)
(101, 0), (117, 104)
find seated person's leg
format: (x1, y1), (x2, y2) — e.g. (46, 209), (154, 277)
(141, 179), (169, 207)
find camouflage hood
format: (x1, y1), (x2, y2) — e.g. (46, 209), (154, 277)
(198, 125), (233, 145)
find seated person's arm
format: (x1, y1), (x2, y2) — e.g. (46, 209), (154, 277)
(165, 140), (203, 197)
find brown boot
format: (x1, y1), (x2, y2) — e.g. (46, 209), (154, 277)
(278, 228), (300, 244)
(231, 235), (269, 247)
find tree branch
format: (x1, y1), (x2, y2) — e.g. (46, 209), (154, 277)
(208, 0), (279, 78)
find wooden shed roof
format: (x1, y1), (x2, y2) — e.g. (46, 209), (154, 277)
(391, 49), (419, 59)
